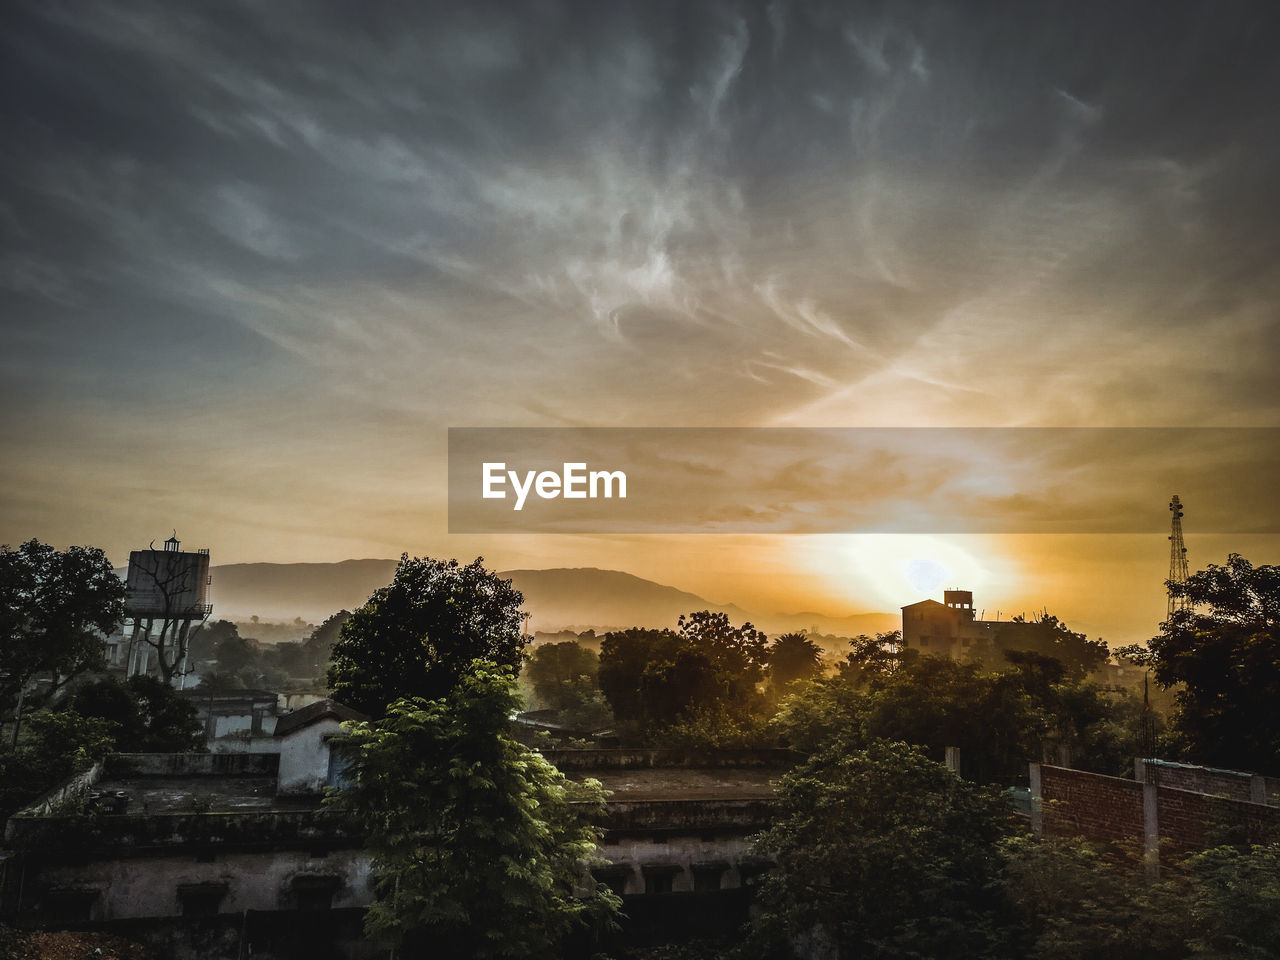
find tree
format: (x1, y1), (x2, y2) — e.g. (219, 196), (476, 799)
(1148, 553), (1280, 774)
(185, 618), (239, 664)
(597, 613), (770, 742)
(70, 675), (205, 752)
(1, 540), (125, 744)
(215, 634), (261, 677)
(837, 630), (914, 685)
(676, 610), (770, 705)
(1000, 835), (1186, 960)
(526, 641), (598, 710)
(328, 556), (525, 718)
(767, 633), (825, 690)
(748, 740), (1017, 959)
(1001, 836), (1280, 959)
(0, 709), (115, 821)
(597, 628), (678, 734)
(302, 609), (351, 676)
(329, 661), (619, 957)
(993, 614), (1108, 680)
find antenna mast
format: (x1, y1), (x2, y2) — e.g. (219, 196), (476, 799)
(1168, 495), (1190, 618)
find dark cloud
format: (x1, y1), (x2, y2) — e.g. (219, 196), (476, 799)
(3, 0), (1279, 556)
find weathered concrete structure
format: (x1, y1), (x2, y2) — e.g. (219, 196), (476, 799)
(1, 745), (786, 958)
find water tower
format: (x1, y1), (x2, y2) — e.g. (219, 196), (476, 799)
(122, 534), (212, 686)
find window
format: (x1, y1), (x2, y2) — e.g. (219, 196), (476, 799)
(641, 865), (681, 895)
(326, 740), (352, 789)
(40, 888), (97, 925)
(291, 875), (341, 911)
(591, 866), (631, 897)
(692, 862), (727, 892)
(178, 882), (228, 917)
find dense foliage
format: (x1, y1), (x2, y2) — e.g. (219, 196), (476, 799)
(69, 675), (205, 752)
(774, 637), (1150, 781)
(748, 741), (1018, 959)
(1149, 553), (1280, 774)
(330, 661), (619, 957)
(597, 612), (770, 742)
(328, 555), (526, 717)
(1, 540), (125, 732)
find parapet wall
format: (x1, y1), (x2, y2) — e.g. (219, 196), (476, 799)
(544, 748), (794, 770)
(105, 753), (280, 778)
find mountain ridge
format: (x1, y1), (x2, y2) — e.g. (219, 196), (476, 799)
(190, 559), (897, 637)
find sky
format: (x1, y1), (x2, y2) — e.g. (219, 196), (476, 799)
(3, 0), (1279, 644)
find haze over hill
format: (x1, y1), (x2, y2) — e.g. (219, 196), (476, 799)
(201, 560), (898, 637)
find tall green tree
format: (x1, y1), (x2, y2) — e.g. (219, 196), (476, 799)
(1, 540), (125, 742)
(328, 556), (525, 718)
(330, 662), (619, 957)
(1149, 553), (1280, 774)
(748, 740), (1017, 959)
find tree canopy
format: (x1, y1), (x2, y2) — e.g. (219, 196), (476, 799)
(748, 740), (1017, 959)
(767, 632), (825, 690)
(329, 661), (618, 957)
(1148, 553), (1280, 774)
(993, 614), (1109, 679)
(70, 675), (205, 752)
(774, 635), (1151, 780)
(327, 556), (526, 718)
(1, 540), (125, 737)
(597, 612), (770, 742)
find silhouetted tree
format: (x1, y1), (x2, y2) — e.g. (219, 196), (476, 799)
(994, 614), (1108, 679)
(70, 675), (204, 752)
(767, 633), (825, 690)
(303, 609), (351, 675)
(1, 540), (125, 744)
(328, 556), (525, 718)
(186, 619), (239, 664)
(1149, 553), (1280, 774)
(837, 630), (914, 685)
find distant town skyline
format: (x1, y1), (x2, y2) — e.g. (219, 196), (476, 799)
(3, 1), (1279, 647)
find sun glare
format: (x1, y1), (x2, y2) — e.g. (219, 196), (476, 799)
(794, 535), (1004, 613)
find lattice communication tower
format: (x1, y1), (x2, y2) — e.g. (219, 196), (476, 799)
(1167, 495), (1190, 618)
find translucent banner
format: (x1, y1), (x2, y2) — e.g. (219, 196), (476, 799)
(447, 428), (1280, 534)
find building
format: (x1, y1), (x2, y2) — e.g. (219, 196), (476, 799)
(1, 743), (785, 958)
(901, 589), (1001, 659)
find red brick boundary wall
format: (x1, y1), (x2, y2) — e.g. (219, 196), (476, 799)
(1031, 762), (1280, 868)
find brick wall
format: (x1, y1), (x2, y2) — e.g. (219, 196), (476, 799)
(1156, 787), (1280, 856)
(1037, 766), (1144, 844)
(1033, 763), (1280, 865)
(1137, 758), (1279, 805)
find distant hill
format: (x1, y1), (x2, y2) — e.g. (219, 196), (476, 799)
(499, 567), (753, 633)
(199, 559), (898, 637)
(210, 559), (396, 621)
